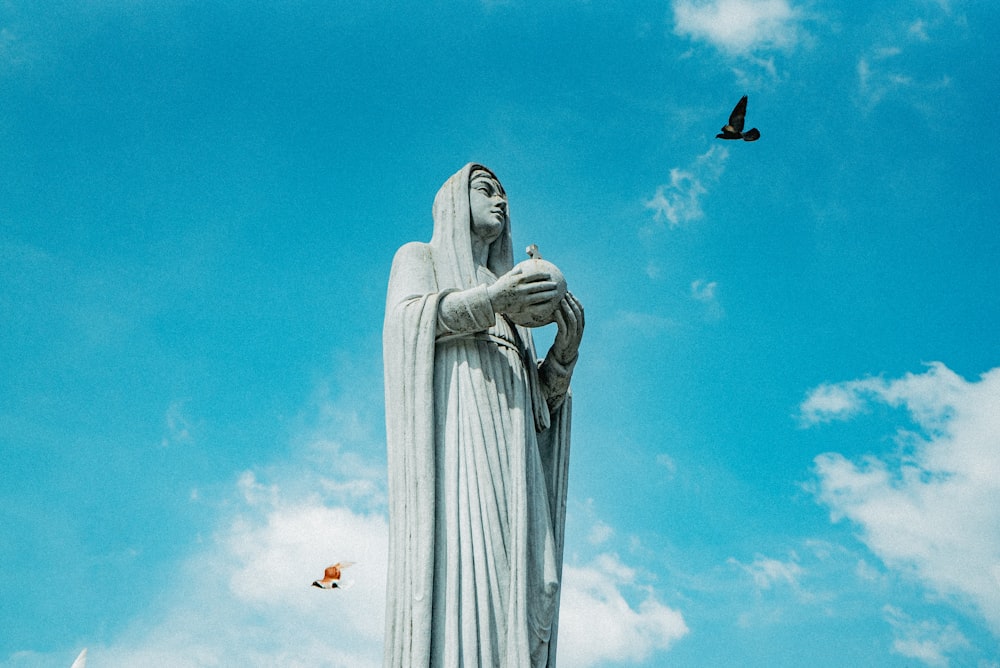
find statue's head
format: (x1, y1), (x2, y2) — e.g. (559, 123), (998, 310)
(431, 163), (514, 288)
(469, 167), (508, 247)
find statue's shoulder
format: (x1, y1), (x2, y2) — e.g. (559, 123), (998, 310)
(391, 241), (433, 267)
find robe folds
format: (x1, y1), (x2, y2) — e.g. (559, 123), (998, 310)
(383, 164), (574, 667)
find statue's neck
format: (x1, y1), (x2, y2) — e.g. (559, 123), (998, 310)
(471, 238), (490, 270)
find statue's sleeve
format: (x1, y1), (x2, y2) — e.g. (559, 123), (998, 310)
(538, 353), (577, 412)
(437, 285), (496, 335)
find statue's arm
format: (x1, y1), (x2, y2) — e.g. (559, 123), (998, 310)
(538, 292), (584, 411)
(387, 242), (496, 336)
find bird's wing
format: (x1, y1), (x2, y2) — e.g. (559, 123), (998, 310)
(324, 562), (355, 579)
(743, 128), (760, 141)
(727, 95), (748, 133)
(70, 648), (88, 668)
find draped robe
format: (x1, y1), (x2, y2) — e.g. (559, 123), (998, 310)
(383, 164), (574, 667)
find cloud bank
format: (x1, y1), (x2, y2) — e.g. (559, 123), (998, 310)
(801, 362), (1000, 637)
(14, 390), (689, 667)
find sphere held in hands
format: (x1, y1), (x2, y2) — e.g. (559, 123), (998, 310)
(506, 257), (567, 327)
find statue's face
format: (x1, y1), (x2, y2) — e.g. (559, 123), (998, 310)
(469, 172), (507, 245)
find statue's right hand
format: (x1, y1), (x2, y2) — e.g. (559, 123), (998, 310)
(487, 266), (559, 316)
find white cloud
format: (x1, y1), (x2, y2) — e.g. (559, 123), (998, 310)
(802, 363), (1000, 635)
(22, 379), (395, 668)
(91, 488), (687, 668)
(161, 399), (193, 447)
(690, 279), (717, 303)
(799, 379), (870, 424)
(656, 452), (677, 477)
(558, 553), (689, 667)
(908, 19), (930, 41)
(645, 146), (728, 229)
(854, 11), (957, 113)
(874, 46), (903, 58)
(724, 542), (882, 630)
(855, 558), (885, 583)
(91, 469), (389, 667)
(857, 50), (952, 111)
(672, 0), (803, 55)
(588, 520), (615, 545)
(883, 606), (970, 667)
(645, 169), (707, 228)
(23, 375), (689, 668)
(609, 309), (678, 337)
(0, 27), (32, 69)
(691, 279), (724, 320)
(731, 554), (804, 591)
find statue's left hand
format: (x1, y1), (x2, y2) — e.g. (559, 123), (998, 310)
(551, 292), (584, 365)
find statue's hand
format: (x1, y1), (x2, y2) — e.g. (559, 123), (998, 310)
(551, 292), (584, 364)
(487, 265), (559, 316)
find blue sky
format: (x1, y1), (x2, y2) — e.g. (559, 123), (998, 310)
(2, 1), (998, 666)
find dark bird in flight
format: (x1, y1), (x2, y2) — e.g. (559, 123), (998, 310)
(716, 95), (760, 141)
(312, 561), (355, 589)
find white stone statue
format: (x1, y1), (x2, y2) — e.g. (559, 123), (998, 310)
(383, 163), (584, 667)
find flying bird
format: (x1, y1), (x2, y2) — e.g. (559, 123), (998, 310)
(312, 561), (355, 589)
(716, 95), (760, 141)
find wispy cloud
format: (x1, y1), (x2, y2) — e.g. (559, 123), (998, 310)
(0, 27), (30, 69)
(907, 19), (930, 41)
(717, 541), (888, 632)
(645, 146), (728, 229)
(608, 309), (678, 337)
(883, 606), (970, 667)
(690, 279), (717, 303)
(801, 363), (1000, 636)
(691, 279), (724, 320)
(856, 50), (951, 111)
(588, 520), (615, 545)
(854, 6), (962, 113)
(161, 399), (194, 447)
(672, 0), (805, 55)
(656, 452), (677, 477)
(731, 553), (804, 591)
